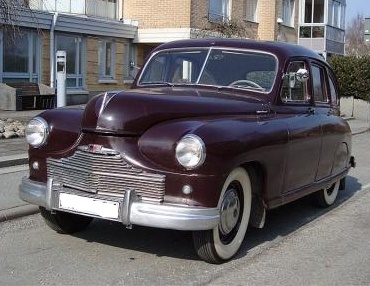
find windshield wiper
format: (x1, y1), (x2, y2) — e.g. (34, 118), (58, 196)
(140, 81), (174, 87)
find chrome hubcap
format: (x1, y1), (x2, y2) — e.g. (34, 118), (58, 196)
(219, 188), (240, 235)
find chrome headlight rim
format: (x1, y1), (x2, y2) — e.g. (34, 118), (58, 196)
(25, 116), (49, 148)
(175, 134), (206, 170)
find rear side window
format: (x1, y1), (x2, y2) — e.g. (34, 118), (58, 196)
(311, 65), (328, 103)
(328, 73), (339, 105)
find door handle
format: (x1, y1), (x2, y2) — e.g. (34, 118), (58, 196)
(307, 107), (315, 114)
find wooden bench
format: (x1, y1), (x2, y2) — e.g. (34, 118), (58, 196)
(7, 82), (56, 111)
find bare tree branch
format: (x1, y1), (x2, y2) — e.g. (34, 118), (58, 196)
(0, 0), (36, 42)
(345, 13), (370, 56)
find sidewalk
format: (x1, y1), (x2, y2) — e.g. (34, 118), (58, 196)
(0, 110), (369, 223)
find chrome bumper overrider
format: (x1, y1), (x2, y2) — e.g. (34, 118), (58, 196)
(19, 177), (220, 231)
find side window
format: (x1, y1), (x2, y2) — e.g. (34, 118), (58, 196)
(281, 61), (308, 102)
(328, 73), (339, 105)
(311, 65), (328, 103)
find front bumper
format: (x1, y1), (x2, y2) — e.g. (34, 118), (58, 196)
(19, 177), (220, 231)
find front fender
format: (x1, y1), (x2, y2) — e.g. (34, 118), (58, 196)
(139, 116), (288, 176)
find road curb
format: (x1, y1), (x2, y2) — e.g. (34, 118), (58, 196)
(0, 204), (39, 223)
(0, 153), (28, 168)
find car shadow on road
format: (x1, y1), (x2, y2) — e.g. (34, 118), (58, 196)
(72, 175), (362, 263)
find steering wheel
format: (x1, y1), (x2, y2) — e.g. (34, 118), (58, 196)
(228, 80), (263, 90)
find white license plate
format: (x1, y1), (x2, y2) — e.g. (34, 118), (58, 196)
(59, 193), (119, 219)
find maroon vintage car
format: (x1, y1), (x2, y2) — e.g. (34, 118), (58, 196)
(20, 38), (355, 264)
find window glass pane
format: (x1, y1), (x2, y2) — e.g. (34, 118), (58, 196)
(107, 0), (116, 18)
(66, 77), (76, 88)
(313, 0), (324, 23)
(71, 0), (85, 13)
(332, 1), (340, 27)
(209, 0), (229, 22)
(3, 31), (29, 73)
(209, 0), (222, 19)
(328, 75), (338, 104)
(281, 62), (308, 102)
(312, 65), (327, 102)
(283, 0), (294, 26)
(246, 0), (258, 22)
(32, 35), (37, 73)
(141, 50), (208, 84)
(56, 0), (70, 12)
(57, 35), (76, 74)
(86, 0), (117, 19)
(140, 48), (277, 92)
(327, 0), (333, 24)
(304, 0), (313, 23)
(105, 42), (112, 76)
(42, 0), (55, 10)
(56, 34), (84, 88)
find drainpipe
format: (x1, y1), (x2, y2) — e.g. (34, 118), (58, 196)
(50, 12), (58, 88)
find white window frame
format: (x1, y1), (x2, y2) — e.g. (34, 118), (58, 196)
(30, 0), (117, 19)
(282, 0), (295, 27)
(208, 0), (231, 23)
(99, 39), (116, 82)
(245, 0), (258, 22)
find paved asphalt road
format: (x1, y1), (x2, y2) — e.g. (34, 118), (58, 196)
(0, 131), (369, 285)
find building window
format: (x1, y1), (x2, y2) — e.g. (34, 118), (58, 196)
(99, 40), (116, 80)
(86, 0), (117, 19)
(331, 1), (345, 29)
(245, 0), (258, 22)
(282, 0), (295, 27)
(30, 0), (85, 14)
(30, 0), (117, 19)
(56, 34), (85, 88)
(1, 29), (40, 83)
(302, 0), (324, 23)
(208, 0), (230, 23)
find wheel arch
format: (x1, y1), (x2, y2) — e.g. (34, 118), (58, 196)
(241, 161), (266, 228)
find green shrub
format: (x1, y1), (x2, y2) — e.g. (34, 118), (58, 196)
(329, 56), (370, 101)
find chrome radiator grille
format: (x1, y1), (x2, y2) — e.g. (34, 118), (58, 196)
(47, 149), (166, 203)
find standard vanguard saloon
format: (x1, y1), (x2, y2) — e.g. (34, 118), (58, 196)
(20, 39), (355, 264)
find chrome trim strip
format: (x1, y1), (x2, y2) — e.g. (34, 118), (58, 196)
(46, 178), (53, 210)
(19, 177), (220, 231)
(19, 177), (48, 209)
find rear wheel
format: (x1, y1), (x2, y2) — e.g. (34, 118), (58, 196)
(39, 207), (93, 234)
(193, 167), (252, 264)
(313, 180), (340, 208)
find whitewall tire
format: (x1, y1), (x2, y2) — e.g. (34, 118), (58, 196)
(193, 167), (252, 263)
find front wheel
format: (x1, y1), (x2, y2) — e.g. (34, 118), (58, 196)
(193, 167), (252, 264)
(40, 207), (93, 234)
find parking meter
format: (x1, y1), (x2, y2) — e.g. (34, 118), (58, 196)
(56, 50), (67, 107)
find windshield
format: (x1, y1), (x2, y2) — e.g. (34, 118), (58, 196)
(138, 48), (277, 92)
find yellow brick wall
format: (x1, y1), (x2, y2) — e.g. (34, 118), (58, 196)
(258, 0), (278, 40)
(41, 31), (51, 85)
(86, 37), (130, 93)
(124, 0), (191, 28)
(257, 0), (298, 42)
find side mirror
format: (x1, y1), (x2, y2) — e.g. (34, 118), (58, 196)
(296, 68), (309, 82)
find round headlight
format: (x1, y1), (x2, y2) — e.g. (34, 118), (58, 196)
(175, 134), (206, 170)
(25, 117), (49, 147)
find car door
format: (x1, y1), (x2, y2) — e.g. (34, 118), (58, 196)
(313, 64), (348, 180)
(278, 60), (322, 195)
